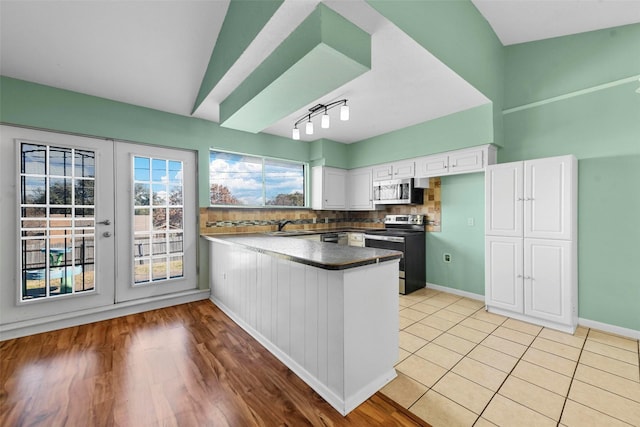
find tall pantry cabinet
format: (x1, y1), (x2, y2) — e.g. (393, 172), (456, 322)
(485, 155), (578, 333)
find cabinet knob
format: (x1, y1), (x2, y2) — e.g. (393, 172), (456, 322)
(517, 274), (523, 278)
(451, 165), (456, 168)
(517, 198), (524, 201)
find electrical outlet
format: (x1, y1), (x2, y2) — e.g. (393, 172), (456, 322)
(467, 217), (474, 226)
(443, 253), (451, 263)
(312, 217), (317, 224)
(325, 217), (329, 224)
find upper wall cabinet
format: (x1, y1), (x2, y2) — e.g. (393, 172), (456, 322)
(372, 160), (415, 181)
(347, 167), (375, 211)
(312, 166), (347, 210)
(415, 145), (497, 178)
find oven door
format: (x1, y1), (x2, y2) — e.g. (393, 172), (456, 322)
(364, 234), (406, 293)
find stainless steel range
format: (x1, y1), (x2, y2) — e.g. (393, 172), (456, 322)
(364, 214), (426, 295)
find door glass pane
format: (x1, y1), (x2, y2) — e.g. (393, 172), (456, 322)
(75, 150), (95, 178)
(74, 179), (94, 205)
(133, 156), (184, 285)
(21, 177), (46, 204)
(20, 143), (96, 301)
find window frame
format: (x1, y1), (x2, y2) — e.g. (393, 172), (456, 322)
(209, 149), (309, 209)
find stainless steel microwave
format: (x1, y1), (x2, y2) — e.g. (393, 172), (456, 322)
(373, 178), (424, 205)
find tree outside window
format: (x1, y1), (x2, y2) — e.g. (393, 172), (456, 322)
(209, 151), (305, 207)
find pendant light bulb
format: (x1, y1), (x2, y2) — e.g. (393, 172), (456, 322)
(321, 108), (330, 129)
(340, 102), (349, 121)
(292, 127), (300, 140)
(305, 116), (314, 135)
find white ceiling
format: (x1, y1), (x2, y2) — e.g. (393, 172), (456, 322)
(0, 0), (227, 117)
(472, 0), (640, 46)
(1, 0), (639, 144)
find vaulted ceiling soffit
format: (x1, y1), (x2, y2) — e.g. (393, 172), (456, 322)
(192, 2), (371, 135)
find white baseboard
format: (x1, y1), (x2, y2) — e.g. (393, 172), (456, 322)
(426, 282), (484, 302)
(427, 283), (639, 340)
(0, 289), (211, 341)
(578, 317), (640, 340)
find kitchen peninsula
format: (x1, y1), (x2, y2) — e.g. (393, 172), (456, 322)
(203, 234), (401, 416)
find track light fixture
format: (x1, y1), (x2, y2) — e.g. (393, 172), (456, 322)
(291, 99), (349, 140)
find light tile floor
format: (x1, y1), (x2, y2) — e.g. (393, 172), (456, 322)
(380, 288), (640, 427)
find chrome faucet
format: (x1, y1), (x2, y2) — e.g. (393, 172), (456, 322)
(278, 220), (292, 231)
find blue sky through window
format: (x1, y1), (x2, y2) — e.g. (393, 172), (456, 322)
(209, 151), (304, 206)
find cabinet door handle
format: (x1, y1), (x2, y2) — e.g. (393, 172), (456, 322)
(517, 198), (524, 201)
(516, 274), (523, 278)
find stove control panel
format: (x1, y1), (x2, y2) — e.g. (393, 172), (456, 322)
(384, 214), (425, 225)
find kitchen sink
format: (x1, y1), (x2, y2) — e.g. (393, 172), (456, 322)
(265, 230), (319, 236)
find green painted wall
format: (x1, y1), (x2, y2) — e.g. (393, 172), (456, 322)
(193, 0), (283, 111)
(366, 0), (504, 146)
(348, 104), (493, 168)
(310, 138), (350, 169)
(426, 173), (485, 296)
(501, 25), (640, 331)
(0, 76), (310, 207)
(504, 24), (640, 108)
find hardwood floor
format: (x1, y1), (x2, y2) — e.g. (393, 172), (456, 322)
(0, 300), (427, 426)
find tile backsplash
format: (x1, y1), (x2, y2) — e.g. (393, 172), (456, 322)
(200, 178), (441, 234)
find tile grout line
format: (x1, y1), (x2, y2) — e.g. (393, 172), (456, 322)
(568, 330), (640, 422)
(397, 292), (640, 426)
(555, 326), (590, 427)
(564, 329), (640, 426)
(402, 295), (487, 417)
(409, 302), (509, 423)
(473, 320), (551, 425)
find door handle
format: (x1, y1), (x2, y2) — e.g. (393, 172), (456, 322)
(98, 219), (111, 225)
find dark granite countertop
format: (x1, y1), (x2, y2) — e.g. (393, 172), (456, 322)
(202, 233), (402, 271)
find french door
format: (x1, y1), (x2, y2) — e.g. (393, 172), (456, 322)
(0, 126), (197, 327)
(1, 126), (115, 323)
(114, 142), (197, 302)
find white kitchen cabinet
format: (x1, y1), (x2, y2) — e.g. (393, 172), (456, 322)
(524, 239), (574, 326)
(484, 155), (577, 333)
(347, 167), (374, 210)
(372, 160), (414, 181)
(312, 166), (347, 210)
(485, 162), (524, 237)
(485, 236), (524, 314)
(415, 145), (496, 178)
(524, 158), (575, 240)
(449, 149), (485, 173)
(415, 155), (448, 177)
(486, 156), (576, 240)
